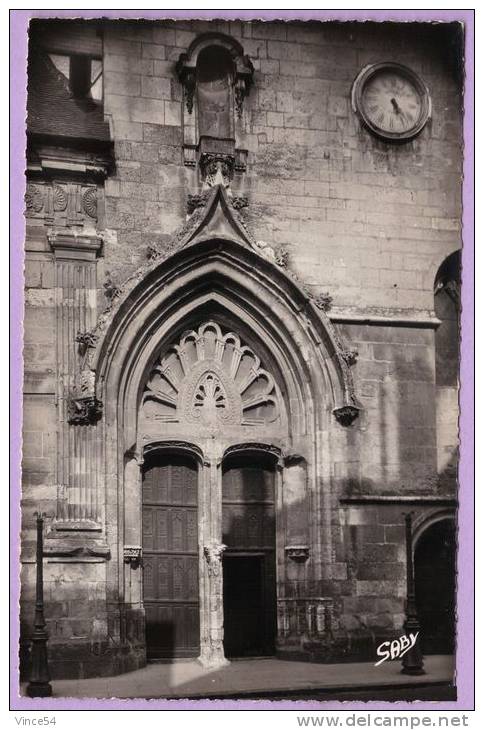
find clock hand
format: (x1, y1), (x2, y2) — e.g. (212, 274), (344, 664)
(390, 97), (402, 114)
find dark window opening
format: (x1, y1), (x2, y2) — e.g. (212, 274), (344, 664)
(49, 53), (103, 101)
(434, 251), (461, 387)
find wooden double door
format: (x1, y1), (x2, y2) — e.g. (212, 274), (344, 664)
(141, 451), (277, 660)
(142, 454), (200, 659)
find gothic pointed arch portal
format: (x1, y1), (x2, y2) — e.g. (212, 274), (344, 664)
(74, 185), (361, 669)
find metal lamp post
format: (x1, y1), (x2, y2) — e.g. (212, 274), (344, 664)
(26, 512), (52, 697)
(401, 512), (425, 675)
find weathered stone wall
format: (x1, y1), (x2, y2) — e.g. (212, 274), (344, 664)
(101, 19), (462, 313)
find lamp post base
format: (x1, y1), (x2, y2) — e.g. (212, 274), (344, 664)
(26, 682), (53, 698)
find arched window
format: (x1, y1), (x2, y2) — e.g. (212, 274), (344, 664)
(434, 251), (460, 489)
(434, 251), (460, 386)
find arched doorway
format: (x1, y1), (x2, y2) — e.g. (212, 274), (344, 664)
(142, 450), (200, 659)
(414, 518), (456, 654)
(89, 225), (359, 669)
(222, 450), (277, 657)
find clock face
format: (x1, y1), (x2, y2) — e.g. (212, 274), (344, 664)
(352, 63), (431, 141)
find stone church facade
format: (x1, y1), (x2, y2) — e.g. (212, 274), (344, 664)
(21, 18), (462, 679)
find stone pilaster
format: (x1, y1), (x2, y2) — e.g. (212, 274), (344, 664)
(49, 232), (103, 530)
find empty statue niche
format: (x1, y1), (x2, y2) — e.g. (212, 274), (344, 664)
(197, 45), (234, 145)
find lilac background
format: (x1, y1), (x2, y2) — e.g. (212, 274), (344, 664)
(9, 8), (474, 712)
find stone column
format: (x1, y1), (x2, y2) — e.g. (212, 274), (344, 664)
(49, 232), (103, 529)
(198, 441), (229, 667)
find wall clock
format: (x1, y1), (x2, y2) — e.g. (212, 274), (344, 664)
(351, 62), (431, 141)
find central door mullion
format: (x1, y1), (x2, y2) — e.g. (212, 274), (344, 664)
(198, 442), (229, 667)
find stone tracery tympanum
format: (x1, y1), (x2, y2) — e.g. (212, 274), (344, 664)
(141, 321), (280, 429)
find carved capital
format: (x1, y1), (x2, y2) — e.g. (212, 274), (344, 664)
(124, 545), (142, 567)
(67, 395), (103, 426)
(333, 404), (360, 427)
(285, 545), (310, 562)
(204, 542), (227, 576)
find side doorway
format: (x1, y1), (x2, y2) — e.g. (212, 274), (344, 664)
(222, 452), (277, 657)
(414, 518), (456, 654)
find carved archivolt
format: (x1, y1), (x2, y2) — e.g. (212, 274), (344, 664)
(141, 321), (280, 429)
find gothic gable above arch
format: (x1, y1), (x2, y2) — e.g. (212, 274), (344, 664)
(77, 184), (360, 430)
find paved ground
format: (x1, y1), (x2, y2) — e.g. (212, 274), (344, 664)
(22, 655), (455, 700)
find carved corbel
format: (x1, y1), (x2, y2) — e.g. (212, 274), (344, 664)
(285, 545), (310, 562)
(67, 395), (103, 426)
(199, 152), (235, 188)
(333, 404), (360, 427)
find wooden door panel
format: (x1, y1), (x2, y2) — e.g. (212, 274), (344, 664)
(222, 459), (277, 656)
(142, 456), (199, 659)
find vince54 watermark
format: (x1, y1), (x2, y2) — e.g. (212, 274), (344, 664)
(374, 632), (419, 667)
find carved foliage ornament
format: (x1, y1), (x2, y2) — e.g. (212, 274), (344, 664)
(204, 541), (227, 577)
(141, 320), (281, 429)
(200, 152), (235, 188)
